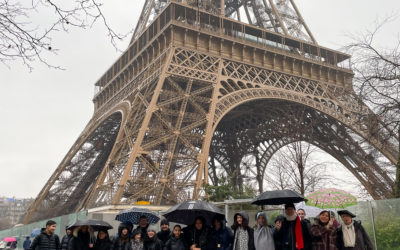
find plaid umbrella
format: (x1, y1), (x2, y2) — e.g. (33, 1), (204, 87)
(162, 200), (224, 225)
(115, 207), (160, 225)
(306, 188), (357, 209)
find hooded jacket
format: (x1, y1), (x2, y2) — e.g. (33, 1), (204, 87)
(23, 237), (31, 249)
(231, 211), (255, 250)
(29, 228), (60, 250)
(254, 212), (275, 250)
(211, 215), (233, 250)
(183, 216), (212, 250)
(336, 220), (373, 250)
(113, 223), (133, 250)
(69, 226), (95, 250)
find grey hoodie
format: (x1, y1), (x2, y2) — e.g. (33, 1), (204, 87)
(254, 212), (275, 250)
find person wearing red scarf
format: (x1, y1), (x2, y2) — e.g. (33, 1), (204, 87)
(273, 203), (312, 250)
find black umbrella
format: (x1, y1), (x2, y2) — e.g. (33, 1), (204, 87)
(252, 189), (306, 205)
(163, 200), (225, 225)
(68, 219), (113, 231)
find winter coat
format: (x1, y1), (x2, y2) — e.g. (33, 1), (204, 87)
(144, 235), (163, 250)
(30, 228), (60, 250)
(132, 240), (144, 250)
(163, 236), (187, 250)
(211, 222), (233, 250)
(23, 238), (31, 249)
(69, 227), (96, 250)
(112, 236), (132, 250)
(336, 221), (373, 250)
(183, 218), (213, 250)
(157, 229), (171, 246)
(135, 225), (149, 241)
(93, 238), (112, 250)
(311, 220), (338, 250)
(254, 224), (275, 250)
(231, 211), (255, 250)
(273, 217), (312, 250)
(60, 234), (73, 250)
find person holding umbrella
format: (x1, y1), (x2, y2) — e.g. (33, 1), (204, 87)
(273, 203), (312, 250)
(157, 219), (171, 246)
(135, 216), (150, 241)
(336, 210), (373, 250)
(112, 223), (133, 250)
(210, 214), (233, 250)
(144, 225), (163, 250)
(183, 216), (212, 250)
(310, 210), (338, 250)
(254, 212), (275, 250)
(93, 229), (112, 250)
(69, 225), (96, 250)
(60, 225), (73, 250)
(231, 211), (255, 250)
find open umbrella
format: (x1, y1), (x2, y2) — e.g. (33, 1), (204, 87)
(163, 200), (224, 225)
(115, 207), (160, 224)
(31, 228), (41, 238)
(252, 189), (306, 205)
(3, 237), (16, 242)
(68, 219), (113, 231)
(306, 188), (357, 209)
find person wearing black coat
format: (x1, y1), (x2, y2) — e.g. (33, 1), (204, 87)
(273, 204), (312, 250)
(30, 220), (60, 250)
(144, 226), (163, 250)
(69, 226), (96, 250)
(231, 211), (255, 250)
(164, 225), (187, 250)
(112, 223), (133, 250)
(211, 215), (233, 250)
(135, 216), (150, 241)
(60, 226), (73, 250)
(157, 219), (171, 246)
(93, 229), (112, 250)
(183, 216), (212, 250)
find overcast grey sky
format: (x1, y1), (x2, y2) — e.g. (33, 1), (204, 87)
(0, 1), (399, 199)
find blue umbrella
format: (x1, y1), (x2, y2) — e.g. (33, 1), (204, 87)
(115, 207), (160, 224)
(31, 228), (41, 238)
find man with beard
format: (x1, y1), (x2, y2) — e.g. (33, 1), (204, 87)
(273, 204), (312, 250)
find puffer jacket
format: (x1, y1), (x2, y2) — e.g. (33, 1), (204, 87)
(29, 228), (60, 250)
(60, 234), (73, 250)
(69, 226), (95, 250)
(144, 235), (163, 250)
(163, 236), (187, 250)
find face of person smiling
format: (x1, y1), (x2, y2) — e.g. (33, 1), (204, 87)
(297, 210), (306, 220)
(341, 214), (353, 225)
(319, 212), (330, 224)
(285, 207), (295, 217)
(236, 215), (243, 225)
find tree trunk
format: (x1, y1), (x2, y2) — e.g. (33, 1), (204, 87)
(394, 125), (400, 198)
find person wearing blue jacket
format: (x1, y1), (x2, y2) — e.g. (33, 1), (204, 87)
(23, 236), (31, 250)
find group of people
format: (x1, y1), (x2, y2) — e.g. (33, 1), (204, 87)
(24, 204), (373, 250)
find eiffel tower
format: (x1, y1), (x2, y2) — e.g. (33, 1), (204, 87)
(24, 0), (398, 223)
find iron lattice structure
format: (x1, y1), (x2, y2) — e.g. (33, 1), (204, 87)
(25, 0), (399, 223)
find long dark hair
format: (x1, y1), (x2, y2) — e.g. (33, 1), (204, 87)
(231, 213), (249, 231)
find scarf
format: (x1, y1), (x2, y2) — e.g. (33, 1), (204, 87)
(294, 216), (304, 249)
(342, 221), (356, 247)
(234, 227), (248, 250)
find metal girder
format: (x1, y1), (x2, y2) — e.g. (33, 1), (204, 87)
(24, 0), (398, 224)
